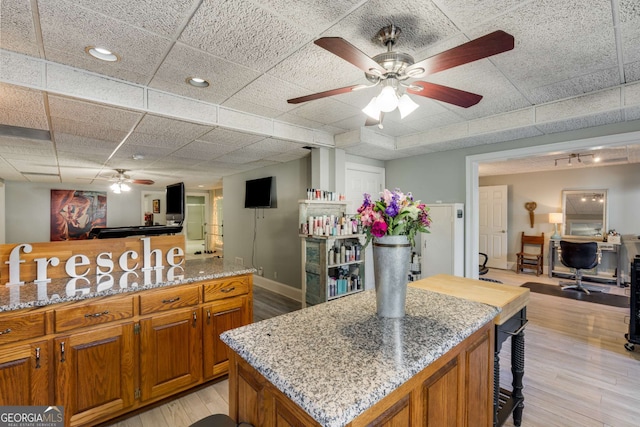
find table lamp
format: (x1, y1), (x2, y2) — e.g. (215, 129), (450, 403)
(548, 213), (563, 239)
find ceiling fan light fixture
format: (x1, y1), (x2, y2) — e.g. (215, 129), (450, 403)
(376, 86), (399, 112)
(362, 97), (381, 120)
(397, 94), (419, 119)
(110, 182), (131, 193)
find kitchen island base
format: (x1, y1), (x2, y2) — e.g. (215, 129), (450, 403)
(228, 321), (494, 427)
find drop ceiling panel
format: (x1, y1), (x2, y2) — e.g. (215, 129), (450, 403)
(0, 0), (40, 57)
(48, 96), (142, 131)
(179, 0), (313, 72)
(37, 0), (173, 85)
(471, 0), (620, 100)
(0, 85), (49, 130)
(70, 0), (198, 38)
(149, 43), (262, 105)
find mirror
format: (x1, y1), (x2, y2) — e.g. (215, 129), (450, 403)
(561, 190), (607, 238)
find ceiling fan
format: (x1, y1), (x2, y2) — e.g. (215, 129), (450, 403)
(93, 169), (155, 193)
(287, 25), (515, 127)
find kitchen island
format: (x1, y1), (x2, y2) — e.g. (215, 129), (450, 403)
(221, 287), (500, 427)
(0, 236), (255, 427)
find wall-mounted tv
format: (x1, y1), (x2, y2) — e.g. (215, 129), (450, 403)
(245, 176), (276, 208)
(166, 182), (185, 223)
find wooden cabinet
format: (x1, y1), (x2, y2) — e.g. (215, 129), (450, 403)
(139, 307), (202, 401)
(0, 339), (51, 406)
(54, 322), (135, 426)
(228, 321), (494, 427)
(202, 295), (250, 379)
(0, 272), (253, 427)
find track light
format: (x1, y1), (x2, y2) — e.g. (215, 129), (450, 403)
(554, 153), (595, 166)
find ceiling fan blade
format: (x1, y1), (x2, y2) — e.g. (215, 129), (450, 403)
(131, 179), (155, 185)
(405, 30), (514, 78)
(287, 84), (367, 104)
(314, 37), (387, 75)
(408, 81), (483, 108)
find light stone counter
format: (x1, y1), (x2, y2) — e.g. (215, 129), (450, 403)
(0, 258), (255, 312)
(221, 287), (500, 427)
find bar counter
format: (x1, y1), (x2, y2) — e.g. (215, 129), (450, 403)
(0, 257), (255, 312)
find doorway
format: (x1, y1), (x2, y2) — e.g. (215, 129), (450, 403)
(346, 162), (385, 290)
(185, 193), (209, 255)
(465, 130), (640, 278)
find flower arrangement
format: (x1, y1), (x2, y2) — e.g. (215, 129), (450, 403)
(357, 189), (431, 247)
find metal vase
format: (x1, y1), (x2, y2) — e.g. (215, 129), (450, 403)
(373, 235), (411, 318)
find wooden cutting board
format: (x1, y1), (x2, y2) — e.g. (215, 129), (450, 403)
(409, 274), (529, 325)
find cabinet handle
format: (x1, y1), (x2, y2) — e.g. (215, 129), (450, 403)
(221, 287), (235, 293)
(35, 347), (41, 369)
(60, 342), (66, 363)
(192, 311), (197, 327)
(0, 328), (11, 335)
(162, 296), (181, 304)
(84, 310), (109, 318)
(206, 309), (211, 325)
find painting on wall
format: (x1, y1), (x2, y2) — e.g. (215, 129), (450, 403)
(50, 190), (107, 241)
(153, 199), (160, 213)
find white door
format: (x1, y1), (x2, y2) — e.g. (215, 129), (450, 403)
(345, 163), (385, 290)
(479, 185), (508, 269)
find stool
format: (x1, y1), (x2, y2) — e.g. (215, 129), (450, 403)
(189, 414), (237, 427)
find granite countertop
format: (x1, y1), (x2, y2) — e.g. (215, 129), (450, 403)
(221, 287), (500, 427)
(0, 258), (256, 312)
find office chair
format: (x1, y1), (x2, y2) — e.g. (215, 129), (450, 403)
(558, 240), (601, 295)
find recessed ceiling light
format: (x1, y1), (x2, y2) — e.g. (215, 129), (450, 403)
(85, 46), (120, 62)
(186, 77), (210, 88)
(132, 154), (145, 160)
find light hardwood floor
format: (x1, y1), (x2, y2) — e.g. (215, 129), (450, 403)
(107, 271), (639, 427)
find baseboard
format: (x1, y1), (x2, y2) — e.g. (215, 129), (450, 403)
(253, 275), (302, 303)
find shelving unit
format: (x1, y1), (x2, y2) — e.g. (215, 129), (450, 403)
(299, 200), (366, 307)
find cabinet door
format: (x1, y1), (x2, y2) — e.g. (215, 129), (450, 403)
(139, 308), (202, 401)
(203, 295), (250, 379)
(54, 323), (135, 427)
(0, 340), (51, 406)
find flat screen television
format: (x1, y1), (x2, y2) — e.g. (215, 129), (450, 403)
(166, 182), (185, 223)
(245, 176), (276, 208)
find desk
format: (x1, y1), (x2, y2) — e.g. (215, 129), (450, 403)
(410, 274), (529, 427)
(548, 239), (622, 287)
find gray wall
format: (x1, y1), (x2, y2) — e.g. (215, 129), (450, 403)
(5, 182), (144, 243)
(223, 157), (310, 289)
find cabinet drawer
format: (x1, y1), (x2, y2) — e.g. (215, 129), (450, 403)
(54, 296), (134, 332)
(0, 312), (46, 345)
(203, 276), (249, 302)
(139, 285), (200, 315)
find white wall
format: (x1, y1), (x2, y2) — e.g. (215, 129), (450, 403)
(5, 181), (144, 243)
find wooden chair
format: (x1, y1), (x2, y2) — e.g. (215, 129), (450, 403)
(516, 232), (544, 276)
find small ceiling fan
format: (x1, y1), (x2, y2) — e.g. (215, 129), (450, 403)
(90, 169), (155, 193)
(287, 25), (515, 126)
